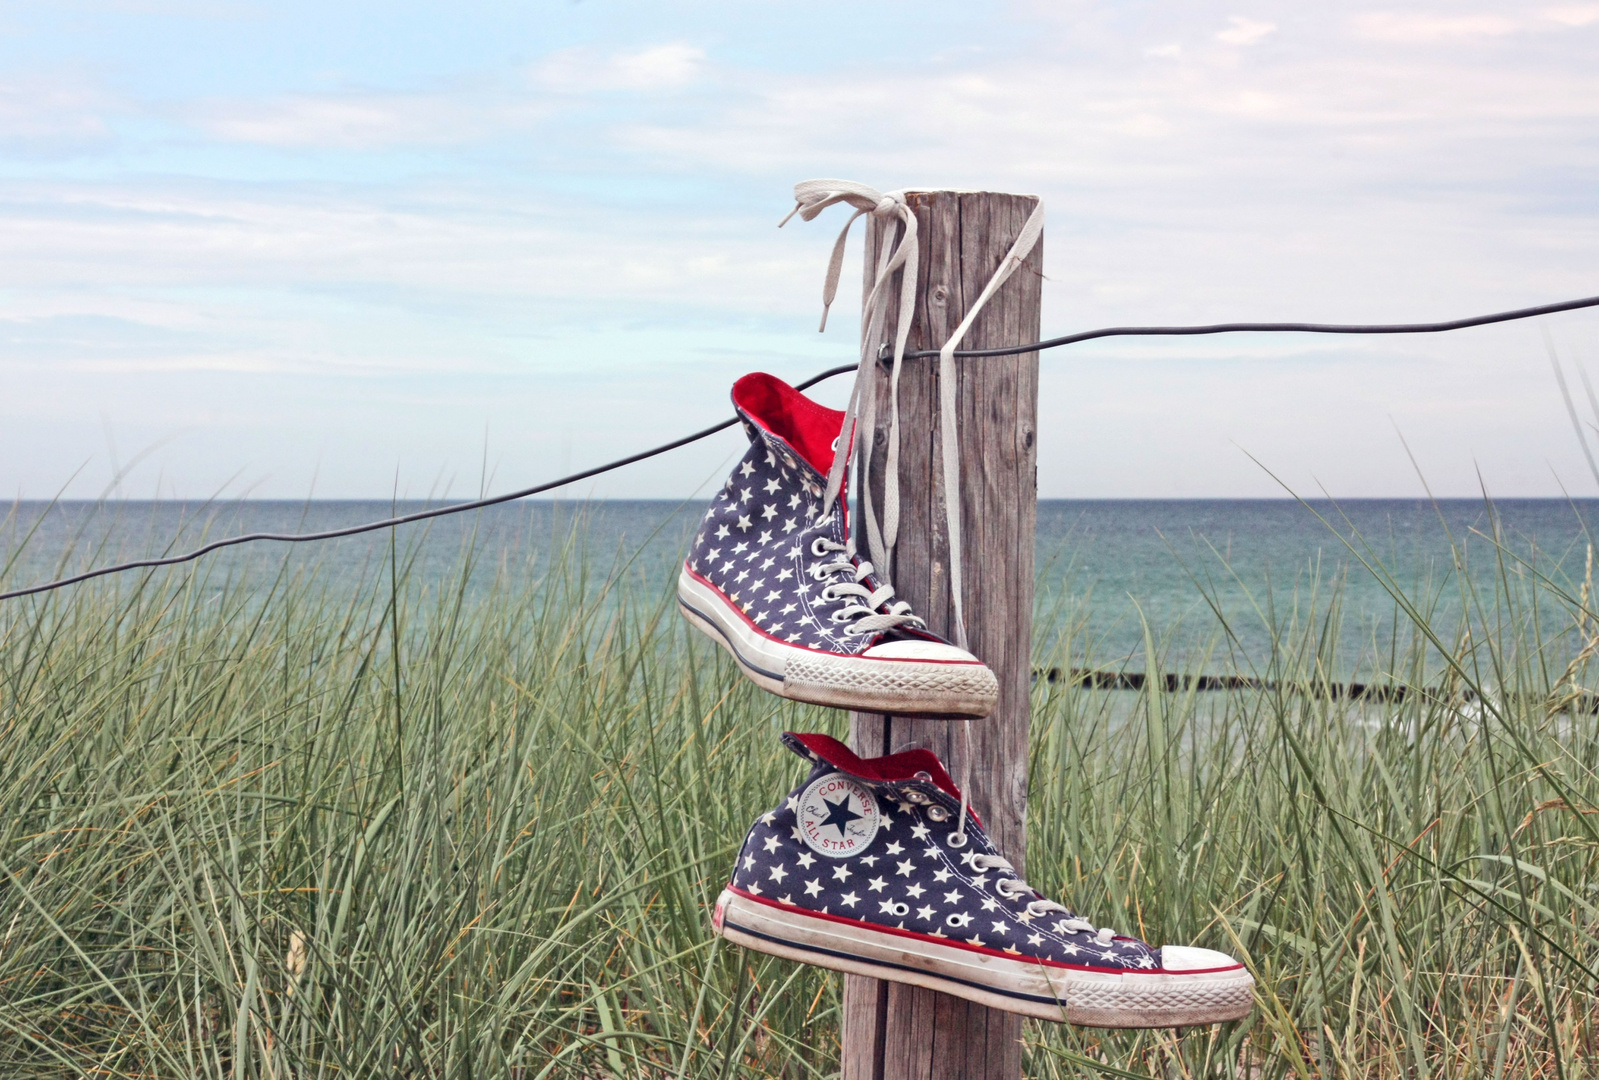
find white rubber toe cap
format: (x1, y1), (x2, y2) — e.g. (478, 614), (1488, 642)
(1158, 945), (1243, 972)
(861, 639), (982, 663)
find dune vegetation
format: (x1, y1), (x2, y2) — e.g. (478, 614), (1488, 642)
(2, 503), (1597, 1078)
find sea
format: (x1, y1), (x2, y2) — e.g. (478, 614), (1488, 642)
(4, 499), (1596, 676)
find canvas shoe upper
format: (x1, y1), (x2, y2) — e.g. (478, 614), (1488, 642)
(677, 373), (998, 718)
(711, 732), (1255, 1028)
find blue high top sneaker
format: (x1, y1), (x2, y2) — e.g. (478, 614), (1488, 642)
(712, 733), (1255, 1028)
(678, 373), (998, 718)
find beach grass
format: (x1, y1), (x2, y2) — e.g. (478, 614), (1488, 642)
(2, 503), (1597, 1078)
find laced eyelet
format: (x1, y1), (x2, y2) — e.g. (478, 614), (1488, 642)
(810, 538), (832, 557)
(946, 831), (969, 849)
(925, 806), (949, 822)
(819, 585), (840, 603)
(830, 611), (852, 624)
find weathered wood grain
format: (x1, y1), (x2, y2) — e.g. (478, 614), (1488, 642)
(841, 190), (1042, 1080)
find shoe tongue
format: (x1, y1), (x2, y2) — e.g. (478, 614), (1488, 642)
(781, 732), (962, 801)
(732, 373), (844, 477)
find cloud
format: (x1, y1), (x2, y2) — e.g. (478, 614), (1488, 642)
(195, 93), (543, 149)
(0, 74), (122, 153)
(1352, 12), (1523, 42)
(1543, 4), (1599, 26)
(1144, 43), (1183, 59)
(534, 43), (707, 92)
(1215, 16), (1277, 45)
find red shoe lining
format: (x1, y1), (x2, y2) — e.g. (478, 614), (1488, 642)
(733, 372), (845, 477)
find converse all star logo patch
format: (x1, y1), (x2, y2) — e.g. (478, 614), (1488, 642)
(796, 772), (881, 858)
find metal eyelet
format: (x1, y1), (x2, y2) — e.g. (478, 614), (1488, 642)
(810, 538), (831, 557)
(945, 913), (966, 928)
(905, 791), (930, 805)
(830, 611), (852, 624)
(890, 902), (910, 917)
(925, 806), (949, 822)
(946, 831), (969, 849)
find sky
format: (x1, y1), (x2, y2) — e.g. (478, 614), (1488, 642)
(1, 0), (1597, 502)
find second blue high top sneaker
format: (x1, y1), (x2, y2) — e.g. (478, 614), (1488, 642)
(712, 732), (1255, 1028)
(677, 373), (998, 719)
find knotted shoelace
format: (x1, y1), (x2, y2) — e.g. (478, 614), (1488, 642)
(782, 178), (1044, 653)
(786, 181), (1068, 940)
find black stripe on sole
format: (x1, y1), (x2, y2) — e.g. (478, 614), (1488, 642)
(677, 597), (786, 681)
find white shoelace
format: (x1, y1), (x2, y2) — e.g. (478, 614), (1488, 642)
(781, 180), (919, 586)
(784, 179), (1044, 651)
(808, 535), (924, 635)
(976, 854), (1118, 945)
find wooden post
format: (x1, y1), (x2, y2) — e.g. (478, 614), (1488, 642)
(842, 191), (1042, 1080)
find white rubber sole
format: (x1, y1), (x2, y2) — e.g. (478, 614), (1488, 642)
(713, 889), (1254, 1028)
(678, 570), (997, 718)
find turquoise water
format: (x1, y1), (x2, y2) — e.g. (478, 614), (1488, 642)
(4, 499), (1594, 675)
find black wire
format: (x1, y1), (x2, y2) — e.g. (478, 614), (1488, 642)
(0, 363), (858, 600)
(913, 293), (1599, 359)
(4, 290), (1598, 602)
